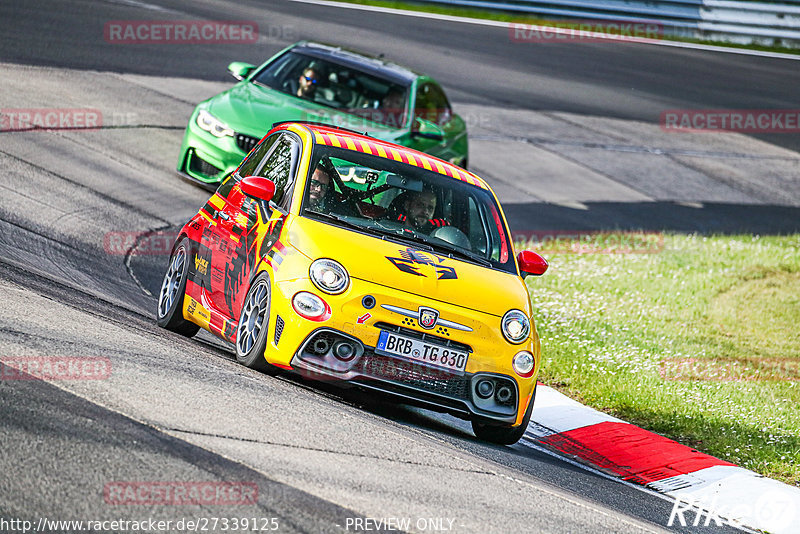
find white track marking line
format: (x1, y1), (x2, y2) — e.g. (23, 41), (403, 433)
(286, 0), (800, 61)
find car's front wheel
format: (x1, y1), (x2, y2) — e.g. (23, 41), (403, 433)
(235, 272), (273, 372)
(156, 238), (200, 337)
(471, 384), (536, 445)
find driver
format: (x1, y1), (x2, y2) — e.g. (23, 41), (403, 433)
(297, 68), (320, 99)
(307, 165), (332, 211)
(395, 189), (449, 233)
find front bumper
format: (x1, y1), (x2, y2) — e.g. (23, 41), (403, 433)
(176, 112), (260, 186)
(288, 326), (521, 425)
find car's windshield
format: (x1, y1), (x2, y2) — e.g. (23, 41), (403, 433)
(251, 51), (409, 128)
(302, 145), (514, 273)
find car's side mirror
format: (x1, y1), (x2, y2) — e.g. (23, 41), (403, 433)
(240, 176), (275, 203)
(411, 117), (445, 141)
(228, 61), (256, 81)
(517, 250), (548, 278)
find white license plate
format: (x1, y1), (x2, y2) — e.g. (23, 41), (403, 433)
(376, 331), (468, 373)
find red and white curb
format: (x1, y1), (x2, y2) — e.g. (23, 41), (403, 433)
(523, 385), (800, 532)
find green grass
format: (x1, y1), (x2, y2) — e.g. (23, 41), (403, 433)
(524, 234), (800, 485)
(331, 0), (800, 55)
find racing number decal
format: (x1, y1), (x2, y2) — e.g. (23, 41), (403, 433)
(386, 248), (457, 280)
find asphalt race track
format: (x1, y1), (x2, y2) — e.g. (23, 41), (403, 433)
(1, 0), (798, 532)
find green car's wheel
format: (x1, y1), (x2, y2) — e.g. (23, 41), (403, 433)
(471, 384), (536, 445)
(235, 272), (273, 372)
(156, 238), (200, 338)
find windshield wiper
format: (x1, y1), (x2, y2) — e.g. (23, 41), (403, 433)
(423, 241), (492, 267)
(307, 211), (445, 253)
(306, 212), (432, 250)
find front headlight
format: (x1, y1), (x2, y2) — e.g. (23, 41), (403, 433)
(309, 259), (349, 294)
(502, 309), (530, 343)
(196, 109), (234, 138)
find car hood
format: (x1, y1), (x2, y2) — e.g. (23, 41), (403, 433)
(205, 82), (399, 139)
(286, 216), (528, 318)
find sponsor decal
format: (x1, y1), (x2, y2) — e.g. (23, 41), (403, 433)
(222, 320), (236, 341)
(386, 248), (457, 280)
(418, 307), (439, 330)
(194, 255), (209, 276)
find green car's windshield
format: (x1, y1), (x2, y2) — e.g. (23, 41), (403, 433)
(302, 145), (514, 273)
(251, 51), (409, 128)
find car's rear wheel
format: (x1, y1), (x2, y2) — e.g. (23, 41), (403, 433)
(156, 238), (200, 337)
(235, 272), (272, 372)
(471, 384), (536, 445)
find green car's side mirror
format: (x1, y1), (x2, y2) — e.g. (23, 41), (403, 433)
(228, 61), (256, 81)
(411, 117), (445, 141)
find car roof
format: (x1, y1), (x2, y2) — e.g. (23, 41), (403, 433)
(281, 122), (489, 191)
(290, 42), (420, 85)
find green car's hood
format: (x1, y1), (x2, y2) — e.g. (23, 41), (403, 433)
(205, 82), (402, 140)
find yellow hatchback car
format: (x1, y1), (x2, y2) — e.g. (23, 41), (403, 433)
(157, 122), (548, 444)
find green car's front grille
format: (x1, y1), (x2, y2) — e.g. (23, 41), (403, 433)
(235, 133), (259, 154)
(188, 151), (223, 179)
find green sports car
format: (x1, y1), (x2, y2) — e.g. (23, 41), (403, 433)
(178, 41), (468, 189)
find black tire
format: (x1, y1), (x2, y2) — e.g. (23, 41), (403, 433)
(471, 384), (536, 445)
(235, 272), (272, 372)
(156, 238), (199, 338)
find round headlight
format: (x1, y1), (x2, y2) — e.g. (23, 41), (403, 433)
(310, 259), (349, 294)
(512, 351), (535, 378)
(292, 291), (328, 320)
(502, 309), (530, 343)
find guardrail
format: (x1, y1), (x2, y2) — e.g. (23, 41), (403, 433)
(413, 0), (800, 46)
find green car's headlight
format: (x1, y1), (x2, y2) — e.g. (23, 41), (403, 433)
(502, 309), (530, 344)
(196, 109), (234, 138)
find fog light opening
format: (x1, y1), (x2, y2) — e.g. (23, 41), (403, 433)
(312, 338), (330, 355)
(333, 341), (356, 361)
(496, 386), (513, 404)
(476, 379), (495, 399)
